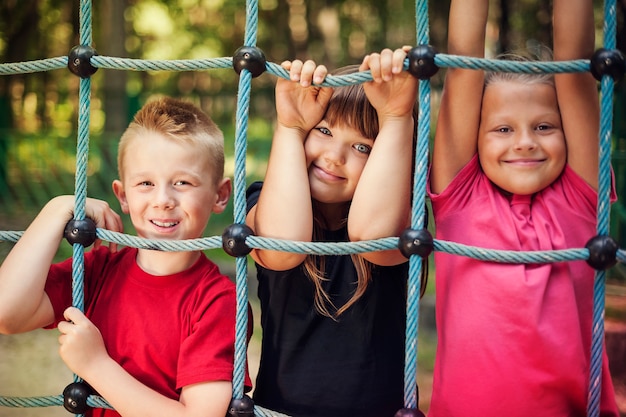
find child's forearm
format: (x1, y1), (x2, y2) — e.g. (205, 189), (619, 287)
(256, 125), (313, 240)
(448, 0), (488, 57)
(553, 0), (595, 61)
(252, 125), (312, 269)
(348, 114), (414, 267)
(349, 115), (413, 241)
(0, 196), (73, 333)
(553, 0), (600, 189)
(81, 356), (232, 417)
(430, 0), (488, 195)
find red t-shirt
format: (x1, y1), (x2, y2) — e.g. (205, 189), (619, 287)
(45, 246), (252, 417)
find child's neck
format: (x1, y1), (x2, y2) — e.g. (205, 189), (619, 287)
(135, 249), (201, 276)
(314, 200), (349, 231)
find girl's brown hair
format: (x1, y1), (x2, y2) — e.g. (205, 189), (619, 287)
(304, 65), (427, 319)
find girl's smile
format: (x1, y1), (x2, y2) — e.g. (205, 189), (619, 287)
(478, 80), (566, 196)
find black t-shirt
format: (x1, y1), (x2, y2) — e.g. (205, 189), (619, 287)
(247, 181), (408, 417)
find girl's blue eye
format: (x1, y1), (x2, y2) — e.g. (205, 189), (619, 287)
(316, 127), (332, 136)
(354, 143), (372, 154)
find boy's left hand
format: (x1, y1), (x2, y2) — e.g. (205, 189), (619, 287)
(58, 307), (108, 379)
(360, 46), (418, 120)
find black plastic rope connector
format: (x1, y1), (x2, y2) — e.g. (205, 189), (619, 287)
(398, 227), (434, 259)
(62, 382), (92, 414)
(64, 218), (97, 247)
(394, 407), (426, 417)
(67, 45), (98, 79)
(590, 48), (625, 83)
(222, 223), (254, 257)
(233, 46), (267, 78)
(407, 45), (439, 80)
(227, 395), (255, 417)
(585, 234), (619, 270)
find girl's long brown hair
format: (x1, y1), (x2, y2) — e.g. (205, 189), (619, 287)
(303, 65), (427, 319)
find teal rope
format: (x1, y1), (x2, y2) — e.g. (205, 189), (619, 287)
(229, 0), (261, 399)
(90, 56), (233, 72)
(0, 57), (67, 74)
(587, 0), (618, 414)
(231, 47), (253, 404)
(402, 0), (432, 407)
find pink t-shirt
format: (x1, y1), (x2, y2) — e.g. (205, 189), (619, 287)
(427, 155), (618, 417)
(45, 246), (252, 417)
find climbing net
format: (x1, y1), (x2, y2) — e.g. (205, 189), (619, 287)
(1, 0), (625, 416)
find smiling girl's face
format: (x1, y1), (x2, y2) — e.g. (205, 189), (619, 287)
(477, 80), (566, 196)
(304, 121), (374, 206)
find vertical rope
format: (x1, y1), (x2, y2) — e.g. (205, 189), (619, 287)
(231, 0), (260, 400)
(69, 1), (94, 416)
(402, 0), (431, 409)
(71, 0), (93, 316)
(587, 1), (617, 415)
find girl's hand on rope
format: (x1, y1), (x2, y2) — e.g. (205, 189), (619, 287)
(57, 307), (109, 380)
(360, 46), (418, 122)
(275, 59), (333, 135)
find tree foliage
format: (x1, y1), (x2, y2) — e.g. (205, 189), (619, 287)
(0, 0), (622, 137)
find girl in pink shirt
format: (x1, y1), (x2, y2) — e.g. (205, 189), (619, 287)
(427, 0), (619, 415)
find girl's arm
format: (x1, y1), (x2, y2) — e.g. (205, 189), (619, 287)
(348, 47), (417, 266)
(0, 196), (122, 334)
(246, 60), (333, 271)
(58, 308), (231, 417)
(553, 0), (599, 189)
(430, 0), (488, 194)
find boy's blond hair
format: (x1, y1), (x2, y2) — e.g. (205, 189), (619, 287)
(117, 97), (225, 183)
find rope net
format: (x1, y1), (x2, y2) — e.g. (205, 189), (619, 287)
(0, 0), (624, 416)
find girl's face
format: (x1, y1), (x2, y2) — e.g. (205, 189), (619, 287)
(478, 80), (566, 196)
(304, 121), (374, 205)
(112, 132), (230, 241)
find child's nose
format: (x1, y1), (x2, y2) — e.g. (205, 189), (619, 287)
(154, 186), (175, 209)
(514, 130), (538, 150)
(323, 144), (346, 165)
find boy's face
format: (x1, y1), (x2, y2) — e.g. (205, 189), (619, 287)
(478, 80), (566, 196)
(112, 132), (230, 241)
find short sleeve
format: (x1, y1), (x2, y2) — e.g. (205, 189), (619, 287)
(246, 181), (263, 213)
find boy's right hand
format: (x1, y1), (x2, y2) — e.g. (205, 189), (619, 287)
(275, 60), (333, 135)
(49, 195), (123, 251)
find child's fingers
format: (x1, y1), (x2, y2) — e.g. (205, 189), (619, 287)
(312, 65), (328, 85)
(379, 48), (395, 79)
(392, 48), (409, 74)
(287, 60), (305, 82)
(298, 60), (319, 87)
(363, 48), (395, 82)
(63, 306), (86, 325)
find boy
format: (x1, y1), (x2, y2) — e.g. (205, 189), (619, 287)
(0, 97), (251, 417)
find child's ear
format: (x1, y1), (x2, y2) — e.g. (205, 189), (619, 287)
(112, 180), (130, 214)
(212, 177), (232, 214)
